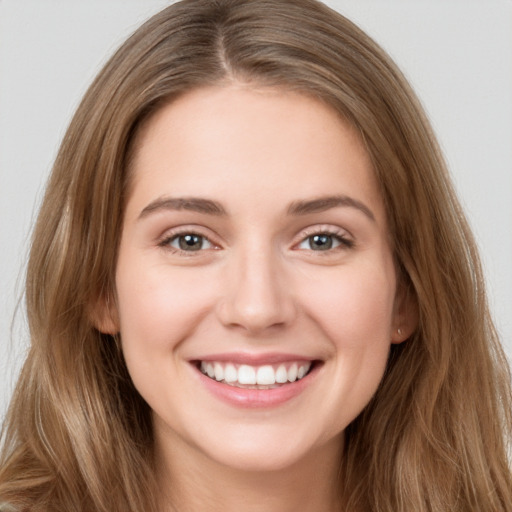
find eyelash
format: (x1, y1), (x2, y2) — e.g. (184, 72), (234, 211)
(158, 228), (217, 255)
(157, 226), (354, 255)
(294, 227), (354, 253)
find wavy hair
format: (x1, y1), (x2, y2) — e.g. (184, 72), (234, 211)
(1, 0), (511, 510)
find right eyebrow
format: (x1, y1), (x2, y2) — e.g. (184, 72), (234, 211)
(138, 196), (227, 219)
(287, 194), (375, 222)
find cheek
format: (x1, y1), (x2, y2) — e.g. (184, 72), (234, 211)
(114, 259), (221, 411)
(114, 258), (219, 355)
(301, 263), (397, 348)
(298, 260), (396, 427)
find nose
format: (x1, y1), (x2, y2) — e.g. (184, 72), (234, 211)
(216, 244), (297, 335)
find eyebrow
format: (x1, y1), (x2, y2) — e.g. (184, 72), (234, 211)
(287, 195), (375, 221)
(138, 194), (375, 222)
(138, 197), (227, 219)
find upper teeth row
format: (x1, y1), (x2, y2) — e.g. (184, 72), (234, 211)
(200, 361), (312, 385)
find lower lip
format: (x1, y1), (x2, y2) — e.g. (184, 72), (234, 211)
(193, 364), (319, 409)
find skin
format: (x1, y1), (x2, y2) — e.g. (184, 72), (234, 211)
(98, 85), (414, 511)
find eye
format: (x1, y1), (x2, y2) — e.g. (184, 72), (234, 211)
(165, 233), (214, 252)
(296, 231), (353, 251)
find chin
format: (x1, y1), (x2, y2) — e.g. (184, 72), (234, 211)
(207, 446), (309, 473)
(194, 424), (337, 474)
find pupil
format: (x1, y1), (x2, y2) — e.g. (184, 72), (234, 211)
(311, 234), (332, 250)
(179, 234), (202, 251)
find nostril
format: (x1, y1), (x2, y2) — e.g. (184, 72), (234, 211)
(215, 274), (297, 333)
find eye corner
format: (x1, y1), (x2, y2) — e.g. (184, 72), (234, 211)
(156, 227), (222, 255)
(292, 225), (355, 253)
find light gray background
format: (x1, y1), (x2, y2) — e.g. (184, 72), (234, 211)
(1, 0), (511, 418)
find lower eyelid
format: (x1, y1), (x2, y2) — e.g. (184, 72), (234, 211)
(295, 229), (354, 249)
(158, 231), (215, 250)
(171, 235), (213, 249)
(298, 236), (351, 250)
(157, 227), (353, 253)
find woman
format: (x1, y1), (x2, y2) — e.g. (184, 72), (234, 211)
(1, 0), (510, 510)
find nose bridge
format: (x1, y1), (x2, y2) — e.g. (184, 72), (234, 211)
(217, 237), (295, 333)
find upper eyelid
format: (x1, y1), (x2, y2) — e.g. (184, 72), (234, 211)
(157, 231), (220, 258)
(156, 223), (353, 247)
(157, 227), (221, 251)
(158, 225), (217, 240)
(294, 224), (353, 241)
(291, 225), (355, 252)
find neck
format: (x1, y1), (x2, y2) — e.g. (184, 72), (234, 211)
(155, 430), (344, 512)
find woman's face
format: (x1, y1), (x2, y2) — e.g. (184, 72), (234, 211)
(108, 85), (408, 473)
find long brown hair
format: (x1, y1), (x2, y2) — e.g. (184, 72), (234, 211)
(1, 1), (511, 510)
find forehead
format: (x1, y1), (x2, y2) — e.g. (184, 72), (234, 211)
(126, 85), (385, 223)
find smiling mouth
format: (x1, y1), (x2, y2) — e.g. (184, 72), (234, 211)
(196, 360), (315, 389)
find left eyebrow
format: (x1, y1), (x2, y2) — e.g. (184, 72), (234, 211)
(287, 195), (375, 222)
(138, 196), (227, 219)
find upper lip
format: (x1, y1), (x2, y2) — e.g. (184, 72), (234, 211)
(191, 352), (317, 365)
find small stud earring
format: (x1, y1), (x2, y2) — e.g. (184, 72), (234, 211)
(397, 328), (403, 336)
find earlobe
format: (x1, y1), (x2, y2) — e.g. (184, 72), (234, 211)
(391, 326), (411, 344)
(88, 293), (120, 335)
(391, 283), (418, 344)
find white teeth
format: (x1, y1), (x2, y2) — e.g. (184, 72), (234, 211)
(287, 363), (298, 382)
(224, 364), (238, 382)
(224, 363), (237, 383)
(256, 365), (275, 385)
(275, 365), (288, 383)
(214, 363), (224, 381)
(238, 365), (256, 385)
(199, 361), (313, 386)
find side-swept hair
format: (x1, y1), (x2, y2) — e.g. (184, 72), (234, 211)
(1, 1), (510, 510)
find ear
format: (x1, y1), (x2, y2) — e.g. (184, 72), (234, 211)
(391, 281), (418, 344)
(88, 291), (120, 335)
